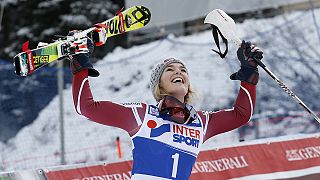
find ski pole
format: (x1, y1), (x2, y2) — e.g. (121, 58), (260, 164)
(232, 37), (320, 124)
(255, 57), (320, 123)
(204, 9), (320, 123)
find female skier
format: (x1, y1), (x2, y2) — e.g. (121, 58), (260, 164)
(70, 37), (263, 179)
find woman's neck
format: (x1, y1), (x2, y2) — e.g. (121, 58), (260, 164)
(168, 94), (184, 103)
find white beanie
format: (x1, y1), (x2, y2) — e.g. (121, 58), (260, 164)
(149, 58), (187, 92)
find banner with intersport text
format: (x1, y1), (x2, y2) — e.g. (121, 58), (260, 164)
(44, 134), (320, 180)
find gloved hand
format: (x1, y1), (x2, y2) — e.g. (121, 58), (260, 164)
(230, 40), (263, 85)
(69, 35), (100, 77)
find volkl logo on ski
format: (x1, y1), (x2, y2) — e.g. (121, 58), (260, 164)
(107, 18), (126, 35)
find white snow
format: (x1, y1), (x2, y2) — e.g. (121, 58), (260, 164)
(16, 27), (31, 36)
(38, 0), (64, 8)
(1, 8), (319, 172)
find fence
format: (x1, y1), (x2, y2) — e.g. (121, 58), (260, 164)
(1, 133), (320, 180)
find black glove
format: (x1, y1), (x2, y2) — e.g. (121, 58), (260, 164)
(69, 36), (100, 77)
(230, 40), (263, 85)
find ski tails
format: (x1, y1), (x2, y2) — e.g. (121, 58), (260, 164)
(14, 41), (64, 76)
(13, 6), (151, 77)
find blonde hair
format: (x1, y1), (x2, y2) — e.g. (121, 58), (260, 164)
(152, 84), (195, 104)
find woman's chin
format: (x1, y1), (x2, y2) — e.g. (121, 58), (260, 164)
(168, 87), (188, 97)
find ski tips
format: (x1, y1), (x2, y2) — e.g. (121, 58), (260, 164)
(13, 54), (28, 77)
(140, 5), (151, 25)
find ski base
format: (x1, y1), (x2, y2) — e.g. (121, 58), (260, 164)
(13, 6), (151, 76)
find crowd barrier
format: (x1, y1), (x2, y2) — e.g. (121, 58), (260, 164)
(1, 133), (319, 180)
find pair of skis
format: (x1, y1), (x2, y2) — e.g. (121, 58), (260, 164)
(13, 6), (151, 76)
(204, 9), (320, 123)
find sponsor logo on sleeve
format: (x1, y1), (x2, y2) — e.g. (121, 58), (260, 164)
(119, 102), (142, 108)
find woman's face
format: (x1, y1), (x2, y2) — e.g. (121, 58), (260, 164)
(159, 63), (190, 102)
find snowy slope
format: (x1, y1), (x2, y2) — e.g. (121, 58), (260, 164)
(1, 9), (319, 171)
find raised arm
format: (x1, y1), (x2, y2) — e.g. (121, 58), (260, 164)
(201, 82), (255, 141)
(72, 69), (147, 135)
(201, 40), (263, 141)
(68, 36), (146, 135)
